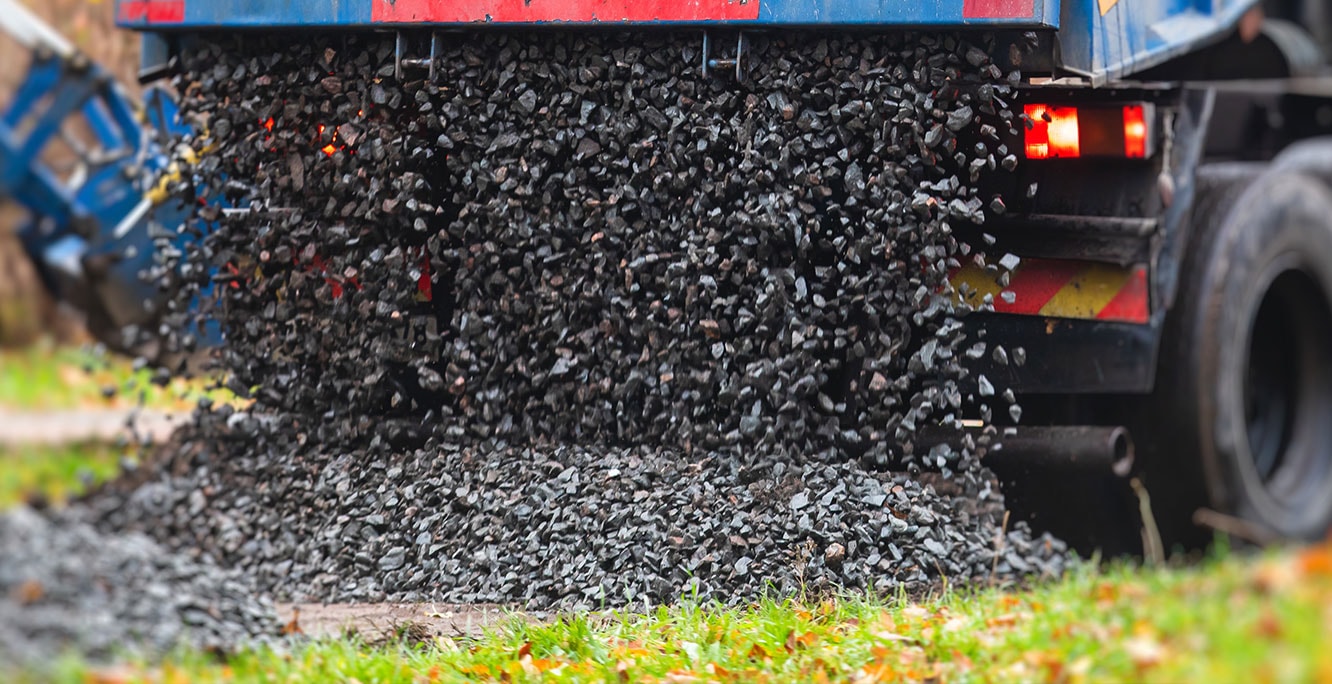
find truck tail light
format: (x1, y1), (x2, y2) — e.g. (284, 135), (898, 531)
(1023, 103), (1156, 160)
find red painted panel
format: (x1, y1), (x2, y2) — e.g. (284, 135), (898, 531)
(373, 0), (760, 23)
(118, 0), (185, 23)
(988, 260), (1086, 316)
(1096, 266), (1150, 324)
(963, 0), (1034, 19)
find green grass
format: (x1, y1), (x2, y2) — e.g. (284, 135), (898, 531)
(10, 547), (1330, 683)
(0, 341), (229, 411)
(4, 447), (1331, 683)
(0, 442), (126, 508)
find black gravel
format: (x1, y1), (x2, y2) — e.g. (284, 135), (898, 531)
(0, 506), (278, 665)
(62, 27), (1063, 634)
(88, 415), (1068, 612)
(144, 30), (1026, 461)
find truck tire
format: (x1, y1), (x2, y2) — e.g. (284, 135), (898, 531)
(1153, 167), (1332, 544)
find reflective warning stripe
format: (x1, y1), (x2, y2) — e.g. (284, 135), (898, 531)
(950, 258), (1150, 324)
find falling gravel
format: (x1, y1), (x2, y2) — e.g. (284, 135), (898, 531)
(76, 29), (1067, 618)
(0, 506), (278, 665)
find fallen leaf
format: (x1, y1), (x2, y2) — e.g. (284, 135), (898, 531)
(281, 606), (302, 635)
(1299, 545), (1332, 577)
(13, 579), (43, 605)
(455, 663), (491, 678)
(1253, 557), (1299, 595)
(520, 656), (562, 676)
(706, 662), (732, 679)
(1124, 635), (1166, 671)
(1254, 609), (1283, 639)
(856, 660), (896, 683)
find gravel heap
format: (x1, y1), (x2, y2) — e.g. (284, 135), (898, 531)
(85, 30), (1069, 615)
(0, 506), (277, 665)
(90, 415), (1069, 611)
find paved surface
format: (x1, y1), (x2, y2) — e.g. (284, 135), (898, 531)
(276, 603), (515, 641)
(0, 409), (185, 446)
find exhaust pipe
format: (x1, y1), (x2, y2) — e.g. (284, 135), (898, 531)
(914, 425), (1135, 477)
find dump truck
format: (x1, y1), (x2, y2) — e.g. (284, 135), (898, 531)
(4, 0), (1332, 551)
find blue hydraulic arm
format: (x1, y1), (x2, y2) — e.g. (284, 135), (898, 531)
(0, 0), (210, 351)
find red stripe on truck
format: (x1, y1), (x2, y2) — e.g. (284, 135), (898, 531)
(372, 0), (760, 23)
(986, 260), (1087, 315)
(963, 0), (1035, 19)
(117, 0), (184, 23)
(1095, 265), (1150, 324)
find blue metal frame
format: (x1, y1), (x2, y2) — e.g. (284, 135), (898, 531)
(117, 0), (1057, 28)
(118, 0), (1262, 84)
(1061, 0), (1258, 84)
(0, 49), (216, 342)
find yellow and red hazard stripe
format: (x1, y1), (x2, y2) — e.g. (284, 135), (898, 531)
(950, 258), (1150, 324)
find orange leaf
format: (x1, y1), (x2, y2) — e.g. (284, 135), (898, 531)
(520, 656), (562, 676)
(517, 641), (533, 658)
(456, 663), (491, 677)
(13, 579), (43, 605)
(706, 662), (732, 680)
(1254, 610), (1283, 639)
(859, 660), (895, 682)
(950, 649), (974, 672)
(748, 643), (770, 661)
(1299, 546), (1332, 577)
(281, 606), (303, 636)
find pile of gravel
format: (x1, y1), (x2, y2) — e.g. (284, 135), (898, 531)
(90, 416), (1069, 611)
(0, 506), (278, 665)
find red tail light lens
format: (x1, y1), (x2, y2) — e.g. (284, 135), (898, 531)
(1122, 104), (1148, 158)
(1024, 102), (1156, 160)
(1024, 105), (1080, 159)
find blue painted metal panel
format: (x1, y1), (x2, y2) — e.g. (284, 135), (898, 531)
(756, 0), (1042, 25)
(114, 0), (1259, 83)
(1062, 0), (1260, 84)
(184, 0), (368, 27)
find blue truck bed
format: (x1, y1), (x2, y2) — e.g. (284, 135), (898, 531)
(114, 0), (1257, 84)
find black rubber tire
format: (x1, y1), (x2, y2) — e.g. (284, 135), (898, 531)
(1151, 167), (1332, 544)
